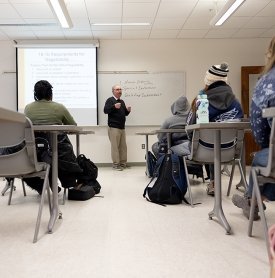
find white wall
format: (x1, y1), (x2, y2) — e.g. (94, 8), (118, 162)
(0, 38), (270, 164)
(0, 41), (17, 110)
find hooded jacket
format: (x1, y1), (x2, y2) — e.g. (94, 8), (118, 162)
(157, 96), (190, 143)
(186, 81), (243, 126)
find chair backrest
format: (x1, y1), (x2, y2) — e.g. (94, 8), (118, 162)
(259, 107), (275, 177)
(0, 107), (41, 176)
(189, 128), (244, 164)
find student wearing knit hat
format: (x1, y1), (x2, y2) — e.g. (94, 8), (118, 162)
(175, 62), (243, 196)
(204, 62), (229, 86)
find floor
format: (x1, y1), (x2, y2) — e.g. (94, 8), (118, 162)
(0, 166), (273, 278)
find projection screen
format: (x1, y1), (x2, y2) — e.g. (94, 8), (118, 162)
(17, 44), (98, 125)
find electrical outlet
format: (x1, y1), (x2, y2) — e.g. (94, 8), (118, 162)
(141, 144), (145, 149)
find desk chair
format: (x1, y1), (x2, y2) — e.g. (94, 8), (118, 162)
(248, 107), (275, 259)
(0, 107), (51, 243)
(183, 127), (246, 204)
(1, 178), (26, 198)
(226, 151), (248, 196)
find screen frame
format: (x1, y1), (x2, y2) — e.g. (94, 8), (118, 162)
(16, 43), (99, 126)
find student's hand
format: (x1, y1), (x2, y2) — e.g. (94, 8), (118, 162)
(127, 106), (131, 112)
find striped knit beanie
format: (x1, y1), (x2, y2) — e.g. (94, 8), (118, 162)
(204, 62), (229, 86)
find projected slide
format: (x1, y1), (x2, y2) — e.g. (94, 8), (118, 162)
(17, 47), (97, 125)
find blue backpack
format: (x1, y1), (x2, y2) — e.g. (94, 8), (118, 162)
(143, 153), (188, 205)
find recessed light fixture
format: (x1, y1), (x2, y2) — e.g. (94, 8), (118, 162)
(92, 23), (150, 26)
(210, 0), (246, 26)
(47, 0), (73, 28)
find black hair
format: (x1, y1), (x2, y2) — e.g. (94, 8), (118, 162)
(34, 80), (53, 101)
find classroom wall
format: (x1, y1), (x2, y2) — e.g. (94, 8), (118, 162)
(0, 38), (270, 164)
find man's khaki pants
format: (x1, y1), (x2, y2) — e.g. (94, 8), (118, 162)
(108, 127), (127, 166)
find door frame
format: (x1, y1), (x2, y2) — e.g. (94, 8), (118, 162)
(241, 66), (263, 117)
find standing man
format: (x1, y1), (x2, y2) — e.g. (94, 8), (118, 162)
(104, 84), (131, 171)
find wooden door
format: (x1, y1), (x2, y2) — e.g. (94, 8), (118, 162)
(241, 66), (263, 165)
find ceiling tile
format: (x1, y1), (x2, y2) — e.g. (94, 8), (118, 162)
(260, 28), (275, 38)
(86, 2), (122, 19)
(122, 29), (150, 39)
(63, 30), (93, 39)
(233, 28), (267, 38)
(153, 18), (185, 29)
(0, 0), (273, 41)
(34, 30), (65, 39)
(0, 4), (21, 18)
(183, 16), (212, 29)
(205, 28), (238, 38)
(92, 30), (121, 39)
(4, 30), (36, 39)
(177, 29), (209, 39)
(244, 16), (275, 29)
(233, 0), (271, 16)
(123, 2), (159, 18)
(66, 0), (88, 18)
(157, 1), (195, 18)
(221, 16), (251, 28)
(12, 3), (54, 18)
(257, 1), (275, 16)
(150, 29), (179, 39)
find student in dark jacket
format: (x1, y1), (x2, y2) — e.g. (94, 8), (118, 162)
(104, 84), (131, 171)
(176, 63), (243, 196)
(24, 80), (83, 194)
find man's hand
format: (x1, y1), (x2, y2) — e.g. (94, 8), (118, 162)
(114, 103), (121, 109)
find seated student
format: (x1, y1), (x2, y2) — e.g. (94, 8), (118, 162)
(175, 62), (243, 196)
(151, 96), (190, 157)
(24, 80), (83, 194)
(232, 36), (275, 221)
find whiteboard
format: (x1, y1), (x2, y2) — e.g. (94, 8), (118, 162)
(98, 72), (185, 126)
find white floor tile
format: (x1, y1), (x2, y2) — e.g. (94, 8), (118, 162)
(0, 166), (272, 278)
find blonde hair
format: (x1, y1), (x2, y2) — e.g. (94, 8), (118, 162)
(262, 37), (275, 75)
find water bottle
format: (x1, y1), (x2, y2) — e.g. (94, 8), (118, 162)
(196, 91), (209, 123)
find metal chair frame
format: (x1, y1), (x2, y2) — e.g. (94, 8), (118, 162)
(0, 107), (51, 243)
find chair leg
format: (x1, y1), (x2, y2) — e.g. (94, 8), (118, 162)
(248, 169), (270, 260)
(33, 167), (51, 243)
(183, 157), (194, 207)
(248, 183), (256, 237)
(202, 164), (205, 183)
(47, 183), (52, 213)
(21, 179), (27, 196)
(227, 161), (236, 196)
(62, 188), (67, 205)
(237, 159), (248, 191)
(2, 179), (12, 196)
(221, 164), (231, 176)
(8, 179), (15, 205)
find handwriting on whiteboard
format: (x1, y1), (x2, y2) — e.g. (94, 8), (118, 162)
(119, 79), (162, 98)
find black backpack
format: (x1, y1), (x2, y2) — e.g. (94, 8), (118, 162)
(145, 151), (157, 178)
(68, 185), (96, 201)
(76, 154), (101, 194)
(143, 153), (188, 205)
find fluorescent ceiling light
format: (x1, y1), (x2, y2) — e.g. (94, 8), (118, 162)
(92, 23), (150, 26)
(47, 0), (73, 28)
(210, 0), (246, 26)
